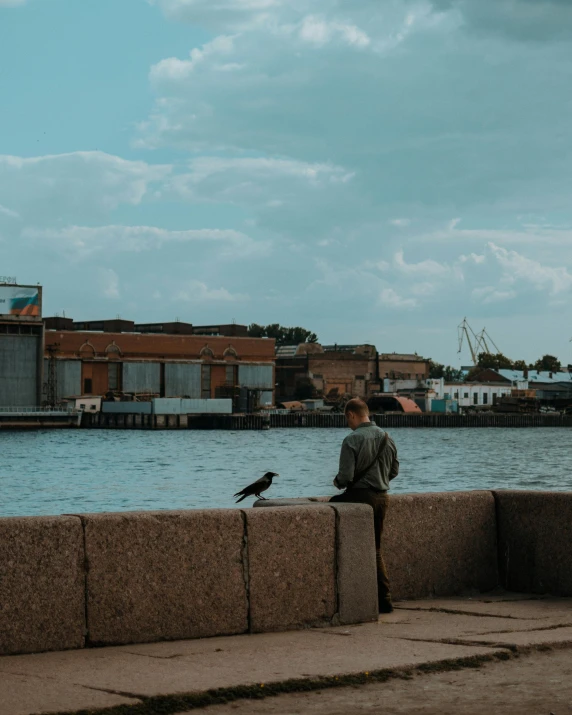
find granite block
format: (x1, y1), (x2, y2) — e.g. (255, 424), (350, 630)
(495, 490), (572, 595)
(0, 516), (85, 655)
(384, 491), (498, 600)
(84, 509), (248, 645)
(244, 506), (336, 632)
(329, 503), (378, 624)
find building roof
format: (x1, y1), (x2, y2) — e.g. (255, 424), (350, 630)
(497, 369), (572, 385)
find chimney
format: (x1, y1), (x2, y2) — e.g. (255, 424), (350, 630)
(549, 372), (553, 380)
(523, 367), (529, 379)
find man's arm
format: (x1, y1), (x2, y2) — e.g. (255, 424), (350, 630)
(388, 437), (399, 481)
(334, 437), (356, 489)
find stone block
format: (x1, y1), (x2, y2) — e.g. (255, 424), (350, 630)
(84, 510), (248, 645)
(495, 490), (572, 595)
(244, 506), (336, 632)
(329, 503), (378, 624)
(0, 516), (85, 655)
(384, 491), (498, 600)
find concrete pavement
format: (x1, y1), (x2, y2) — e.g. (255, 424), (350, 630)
(1, 593), (571, 715)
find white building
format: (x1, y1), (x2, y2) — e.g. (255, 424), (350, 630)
(427, 379), (512, 409)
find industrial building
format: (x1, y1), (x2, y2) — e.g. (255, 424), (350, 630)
(0, 283), (44, 407)
(42, 320), (275, 410)
(275, 344), (429, 402)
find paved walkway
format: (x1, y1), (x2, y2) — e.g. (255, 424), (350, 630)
(2, 593), (572, 715)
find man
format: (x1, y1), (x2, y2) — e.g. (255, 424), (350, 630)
(330, 397), (399, 614)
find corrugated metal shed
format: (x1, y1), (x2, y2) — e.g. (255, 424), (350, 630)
(153, 398), (232, 415)
(238, 364), (274, 389)
(43, 359), (81, 400)
(497, 369), (572, 384)
(164, 363), (201, 398)
(102, 402), (152, 414)
(0, 334), (39, 406)
(123, 362), (161, 394)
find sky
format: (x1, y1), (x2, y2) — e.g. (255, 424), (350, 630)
(1, 0), (572, 366)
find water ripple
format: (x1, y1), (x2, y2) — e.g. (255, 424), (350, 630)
(0, 427), (571, 517)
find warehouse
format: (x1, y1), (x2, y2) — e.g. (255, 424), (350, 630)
(43, 321), (275, 409)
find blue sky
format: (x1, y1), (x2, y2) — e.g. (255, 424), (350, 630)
(1, 0), (572, 365)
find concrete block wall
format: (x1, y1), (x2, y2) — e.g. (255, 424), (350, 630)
(0, 503), (377, 656)
(495, 490), (572, 596)
(384, 491), (499, 600)
(3, 490), (572, 657)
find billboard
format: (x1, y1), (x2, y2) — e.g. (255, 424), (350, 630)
(0, 286), (41, 318)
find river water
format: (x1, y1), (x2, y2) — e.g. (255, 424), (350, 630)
(1, 427), (571, 518)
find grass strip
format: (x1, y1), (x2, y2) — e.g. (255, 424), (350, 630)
(40, 651), (514, 715)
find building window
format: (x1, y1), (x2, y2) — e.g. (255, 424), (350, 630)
(492, 393), (497, 403)
(225, 364), (237, 386)
(108, 363), (121, 391)
(84, 378), (93, 394)
(464, 392), (469, 399)
(473, 393), (479, 405)
(355, 375), (365, 380)
(201, 365), (211, 399)
(313, 374), (323, 379)
(454, 392), (459, 399)
(483, 393), (488, 405)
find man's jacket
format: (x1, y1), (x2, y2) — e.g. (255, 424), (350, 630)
(335, 422), (399, 491)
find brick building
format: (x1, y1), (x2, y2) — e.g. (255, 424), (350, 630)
(43, 322), (275, 406)
(276, 345), (430, 401)
(378, 353), (430, 381)
(276, 344), (380, 401)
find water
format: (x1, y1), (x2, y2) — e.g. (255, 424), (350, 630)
(1, 428), (571, 518)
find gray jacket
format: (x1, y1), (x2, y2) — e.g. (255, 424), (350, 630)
(335, 422), (399, 491)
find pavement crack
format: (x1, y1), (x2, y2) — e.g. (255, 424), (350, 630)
(122, 650), (185, 659)
(473, 623), (572, 636)
(80, 684), (145, 700)
(395, 606), (524, 620)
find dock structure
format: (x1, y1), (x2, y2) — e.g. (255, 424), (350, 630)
(0, 406), (81, 429)
(80, 411), (572, 430)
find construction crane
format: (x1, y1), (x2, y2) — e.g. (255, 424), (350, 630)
(476, 328), (501, 356)
(458, 318), (502, 366)
(457, 318), (481, 365)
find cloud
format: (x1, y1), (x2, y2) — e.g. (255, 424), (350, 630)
(471, 285), (516, 304)
(0, 203), (19, 219)
(100, 269), (120, 299)
(175, 280), (249, 302)
(22, 225), (266, 261)
(430, 0), (572, 41)
(299, 16), (370, 48)
(165, 156), (354, 209)
(379, 288), (418, 309)
(488, 242), (572, 295)
(0, 152), (170, 224)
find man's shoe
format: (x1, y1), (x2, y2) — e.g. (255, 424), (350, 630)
(379, 601), (394, 614)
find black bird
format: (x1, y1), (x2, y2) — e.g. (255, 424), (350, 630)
(234, 472), (279, 503)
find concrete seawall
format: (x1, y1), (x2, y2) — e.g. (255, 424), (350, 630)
(1, 490), (571, 657)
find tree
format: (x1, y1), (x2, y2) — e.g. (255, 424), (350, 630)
(512, 360), (528, 371)
(534, 354), (561, 373)
(428, 360), (464, 382)
(247, 323), (318, 346)
(443, 365), (465, 382)
(477, 352), (514, 370)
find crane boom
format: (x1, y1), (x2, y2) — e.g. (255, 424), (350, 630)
(457, 318), (480, 365)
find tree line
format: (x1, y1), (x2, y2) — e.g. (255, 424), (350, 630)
(247, 324), (318, 346)
(429, 352), (564, 381)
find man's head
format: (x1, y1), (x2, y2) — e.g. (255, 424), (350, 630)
(344, 398), (370, 430)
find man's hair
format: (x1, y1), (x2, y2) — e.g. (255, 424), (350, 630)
(344, 398), (369, 418)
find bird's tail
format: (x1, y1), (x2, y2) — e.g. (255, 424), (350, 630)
(234, 494), (247, 504)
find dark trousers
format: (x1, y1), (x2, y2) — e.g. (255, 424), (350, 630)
(330, 488), (391, 606)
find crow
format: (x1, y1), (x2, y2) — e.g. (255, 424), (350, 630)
(234, 472), (279, 503)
